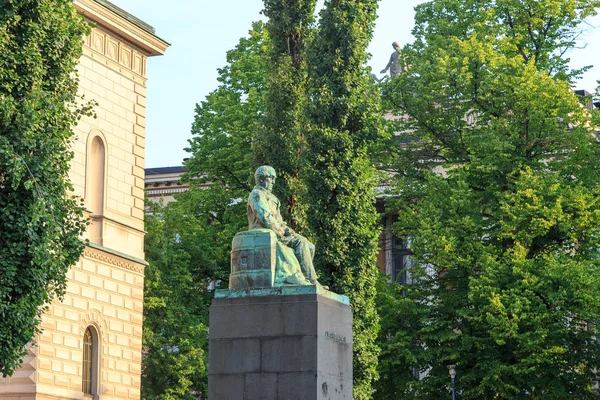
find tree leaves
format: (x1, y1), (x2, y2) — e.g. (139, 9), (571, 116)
(378, 0), (600, 397)
(0, 0), (88, 377)
(304, 2), (383, 398)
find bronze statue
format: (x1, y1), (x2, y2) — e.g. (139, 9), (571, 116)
(248, 166), (323, 285)
(229, 166), (327, 289)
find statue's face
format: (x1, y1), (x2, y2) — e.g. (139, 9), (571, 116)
(259, 175), (275, 192)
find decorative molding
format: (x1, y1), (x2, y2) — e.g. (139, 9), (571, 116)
(147, 187), (189, 197)
(120, 43), (132, 69)
(106, 37), (118, 61)
(92, 29), (104, 53)
(79, 310), (109, 343)
(85, 26), (146, 77)
(83, 246), (145, 274)
(74, 0), (169, 57)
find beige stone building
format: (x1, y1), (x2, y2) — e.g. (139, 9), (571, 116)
(0, 1), (168, 399)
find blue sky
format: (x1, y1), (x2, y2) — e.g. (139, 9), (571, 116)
(112, 1), (600, 168)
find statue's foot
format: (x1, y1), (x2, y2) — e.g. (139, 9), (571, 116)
(311, 279), (329, 290)
(283, 273), (312, 286)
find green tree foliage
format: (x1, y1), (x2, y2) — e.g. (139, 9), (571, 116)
(186, 21), (268, 193)
(0, 0), (89, 376)
(373, 275), (424, 400)
(142, 198), (227, 400)
(257, 0), (316, 223)
(378, 0), (600, 397)
(142, 23), (267, 398)
(303, 1), (383, 398)
(161, 6), (385, 395)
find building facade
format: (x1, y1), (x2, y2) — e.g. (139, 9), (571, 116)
(0, 1), (168, 399)
(145, 166), (190, 205)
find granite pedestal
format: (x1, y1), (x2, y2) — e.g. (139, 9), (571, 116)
(208, 286), (353, 400)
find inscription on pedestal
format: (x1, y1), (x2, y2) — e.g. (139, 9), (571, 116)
(325, 331), (347, 344)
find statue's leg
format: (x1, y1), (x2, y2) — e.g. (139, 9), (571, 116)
(286, 235), (318, 281)
(274, 241), (311, 286)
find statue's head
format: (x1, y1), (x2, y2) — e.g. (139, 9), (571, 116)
(254, 165), (277, 191)
(392, 41), (401, 51)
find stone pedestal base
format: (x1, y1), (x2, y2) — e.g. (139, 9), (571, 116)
(208, 286), (353, 400)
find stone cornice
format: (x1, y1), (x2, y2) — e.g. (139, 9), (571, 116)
(84, 244), (147, 275)
(74, 0), (169, 57)
(84, 26), (148, 78)
(147, 187), (189, 197)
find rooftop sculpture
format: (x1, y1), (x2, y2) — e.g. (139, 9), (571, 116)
(381, 41), (404, 77)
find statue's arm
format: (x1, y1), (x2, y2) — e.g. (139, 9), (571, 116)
(251, 192), (286, 238)
(381, 53), (394, 74)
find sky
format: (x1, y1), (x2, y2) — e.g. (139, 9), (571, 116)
(112, 0), (600, 168)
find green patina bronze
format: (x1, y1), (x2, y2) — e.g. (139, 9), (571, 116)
(229, 166), (329, 290)
(215, 286), (349, 305)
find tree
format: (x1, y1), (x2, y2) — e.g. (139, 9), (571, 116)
(142, 198), (221, 400)
(380, 0), (600, 397)
(303, 1), (384, 398)
(162, 5), (387, 395)
(257, 0), (316, 225)
(0, 0), (89, 377)
(142, 23), (268, 398)
(185, 21), (268, 194)
(373, 275), (424, 399)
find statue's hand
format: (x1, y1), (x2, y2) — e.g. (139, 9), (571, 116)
(380, 69), (386, 74)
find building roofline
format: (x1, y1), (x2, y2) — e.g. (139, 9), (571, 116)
(74, 0), (170, 56)
(94, 0), (156, 35)
(145, 166), (187, 175)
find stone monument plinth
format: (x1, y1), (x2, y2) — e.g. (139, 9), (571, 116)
(210, 166), (353, 399)
(208, 286), (353, 400)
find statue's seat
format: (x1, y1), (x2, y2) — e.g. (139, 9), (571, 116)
(230, 229), (308, 289)
(230, 229), (277, 289)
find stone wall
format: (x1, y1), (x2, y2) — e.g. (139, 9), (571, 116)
(70, 23), (149, 259)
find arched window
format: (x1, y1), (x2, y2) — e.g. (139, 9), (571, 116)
(87, 134), (106, 245)
(88, 136), (106, 216)
(82, 326), (99, 396)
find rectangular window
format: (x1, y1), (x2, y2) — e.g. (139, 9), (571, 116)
(392, 236), (413, 284)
